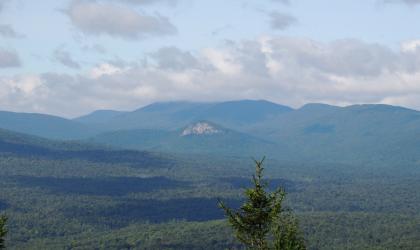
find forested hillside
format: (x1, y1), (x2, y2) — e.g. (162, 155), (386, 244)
(3, 100), (420, 171)
(0, 128), (419, 249)
(80, 100), (420, 171)
(0, 111), (99, 140)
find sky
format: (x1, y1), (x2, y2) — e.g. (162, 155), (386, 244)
(1, 0), (420, 117)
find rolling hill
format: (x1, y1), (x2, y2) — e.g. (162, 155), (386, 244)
(82, 101), (420, 168)
(88, 121), (278, 157)
(0, 110), (99, 140)
(0, 128), (174, 168)
(75, 99), (292, 131)
(253, 104), (420, 167)
(2, 100), (420, 168)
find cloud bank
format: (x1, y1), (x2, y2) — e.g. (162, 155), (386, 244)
(2, 37), (420, 117)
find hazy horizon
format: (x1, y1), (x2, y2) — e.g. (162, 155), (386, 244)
(1, 0), (420, 117)
(2, 98), (420, 119)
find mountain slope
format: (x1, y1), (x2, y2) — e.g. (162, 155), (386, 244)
(0, 128), (173, 168)
(257, 104), (420, 166)
(103, 101), (214, 130)
(80, 100), (293, 131)
(194, 100), (292, 129)
(74, 110), (127, 124)
(88, 121), (279, 157)
(3, 101), (420, 168)
(0, 111), (99, 140)
(81, 101), (420, 167)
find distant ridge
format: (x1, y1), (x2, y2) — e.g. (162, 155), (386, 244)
(75, 99), (293, 131)
(2, 100), (420, 168)
(0, 110), (99, 140)
(74, 110), (127, 124)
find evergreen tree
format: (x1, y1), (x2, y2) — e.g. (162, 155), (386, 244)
(0, 215), (7, 250)
(273, 213), (306, 250)
(218, 158), (306, 250)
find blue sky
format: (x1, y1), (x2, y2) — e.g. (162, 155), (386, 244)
(1, 0), (420, 117)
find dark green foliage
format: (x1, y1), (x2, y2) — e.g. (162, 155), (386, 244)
(0, 127), (174, 170)
(0, 215), (7, 249)
(219, 158), (305, 249)
(0, 126), (420, 249)
(274, 213), (306, 250)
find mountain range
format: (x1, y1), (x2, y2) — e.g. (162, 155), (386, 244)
(1, 99), (420, 168)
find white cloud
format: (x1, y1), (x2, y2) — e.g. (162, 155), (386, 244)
(401, 40), (420, 53)
(89, 63), (129, 78)
(66, 0), (177, 39)
(3, 37), (420, 117)
(2, 75), (42, 94)
(150, 46), (203, 71)
(203, 48), (242, 76)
